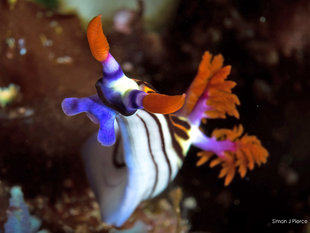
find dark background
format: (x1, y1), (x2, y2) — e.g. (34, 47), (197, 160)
(0, 0), (309, 232)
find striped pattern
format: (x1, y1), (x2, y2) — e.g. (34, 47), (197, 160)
(88, 110), (189, 226)
(171, 115), (191, 130)
(116, 110), (187, 198)
(135, 114), (159, 196)
(82, 109), (193, 227)
(78, 85), (193, 227)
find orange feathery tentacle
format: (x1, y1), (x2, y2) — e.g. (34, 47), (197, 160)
(196, 125), (269, 186)
(87, 15), (110, 62)
(179, 51), (240, 121)
(196, 151), (214, 166)
(143, 93), (186, 114)
(183, 52), (224, 115)
(204, 65), (240, 119)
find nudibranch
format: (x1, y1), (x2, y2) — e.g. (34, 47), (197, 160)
(61, 15), (268, 227)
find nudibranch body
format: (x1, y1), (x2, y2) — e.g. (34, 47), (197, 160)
(62, 15), (268, 227)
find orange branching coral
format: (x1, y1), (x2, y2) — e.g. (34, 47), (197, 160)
(196, 125), (269, 186)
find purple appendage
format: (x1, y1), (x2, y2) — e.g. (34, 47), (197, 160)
(61, 95), (117, 146)
(123, 90), (147, 112)
(101, 53), (123, 80)
(188, 90), (211, 127)
(191, 127), (236, 157)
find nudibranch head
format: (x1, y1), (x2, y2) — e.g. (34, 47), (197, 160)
(87, 15), (185, 116)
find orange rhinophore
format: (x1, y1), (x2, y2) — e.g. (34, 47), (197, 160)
(87, 15), (110, 62)
(143, 93), (186, 114)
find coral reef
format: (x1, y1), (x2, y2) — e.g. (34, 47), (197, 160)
(4, 186), (47, 233)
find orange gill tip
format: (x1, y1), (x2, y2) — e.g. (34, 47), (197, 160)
(142, 93), (186, 114)
(87, 15), (110, 62)
(206, 125), (269, 186)
(196, 151), (213, 166)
